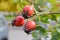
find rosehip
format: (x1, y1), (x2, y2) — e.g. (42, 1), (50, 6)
(24, 20), (36, 34)
(12, 16), (24, 27)
(22, 5), (34, 19)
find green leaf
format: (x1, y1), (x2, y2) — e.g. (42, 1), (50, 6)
(32, 26), (46, 40)
(34, 4), (42, 12)
(35, 0), (45, 6)
(36, 26), (46, 33)
(51, 31), (60, 40)
(49, 14), (56, 20)
(34, 0), (47, 12)
(39, 14), (49, 23)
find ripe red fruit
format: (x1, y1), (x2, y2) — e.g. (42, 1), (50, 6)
(25, 20), (36, 31)
(23, 5), (34, 17)
(13, 16), (24, 27)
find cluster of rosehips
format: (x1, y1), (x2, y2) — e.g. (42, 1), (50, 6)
(12, 5), (36, 34)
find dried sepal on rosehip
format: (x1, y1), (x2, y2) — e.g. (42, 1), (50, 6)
(11, 20), (16, 27)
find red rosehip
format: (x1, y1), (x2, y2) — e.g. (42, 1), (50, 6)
(25, 20), (36, 31)
(14, 16), (24, 27)
(23, 5), (34, 17)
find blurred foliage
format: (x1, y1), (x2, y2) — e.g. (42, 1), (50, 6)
(0, 0), (17, 11)
(0, 0), (60, 12)
(0, 0), (29, 12)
